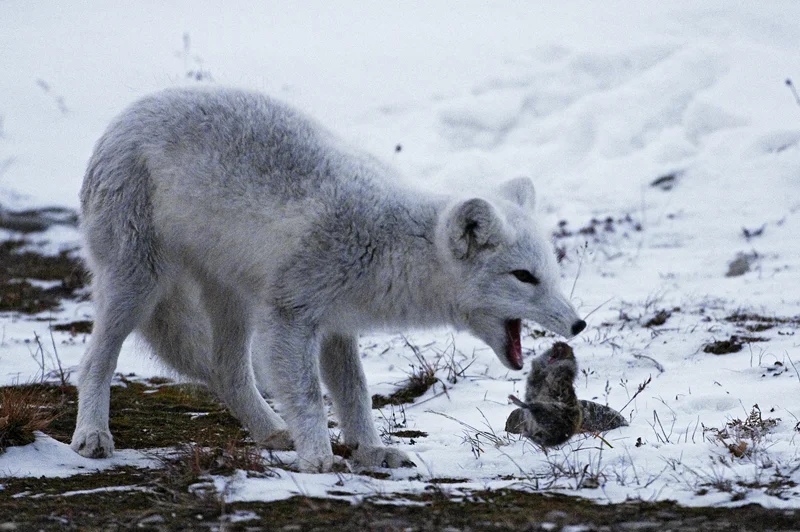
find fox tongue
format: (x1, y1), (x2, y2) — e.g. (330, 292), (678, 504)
(505, 319), (523, 370)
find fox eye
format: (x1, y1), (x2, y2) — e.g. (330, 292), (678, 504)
(511, 270), (540, 285)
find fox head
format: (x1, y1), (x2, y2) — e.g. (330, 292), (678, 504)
(436, 177), (585, 370)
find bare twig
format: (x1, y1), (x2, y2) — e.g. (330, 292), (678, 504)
(406, 389), (448, 409)
(589, 432), (614, 449)
(31, 332), (46, 383)
(428, 410), (507, 446)
(633, 354), (665, 374)
(785, 352), (800, 386)
(570, 241), (588, 300)
(787, 79), (800, 107)
(582, 296), (614, 322)
(618, 375), (652, 413)
(495, 447), (538, 485)
(49, 326), (69, 386)
(649, 410), (673, 444)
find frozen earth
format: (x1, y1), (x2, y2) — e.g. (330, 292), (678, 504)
(1, 0), (799, 509)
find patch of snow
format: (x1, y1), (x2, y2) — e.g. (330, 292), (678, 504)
(0, 433), (160, 478)
(1, 0), (800, 510)
(60, 484), (151, 497)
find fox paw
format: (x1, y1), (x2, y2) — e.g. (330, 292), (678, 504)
(350, 445), (416, 469)
(71, 428), (114, 458)
(297, 452), (338, 473)
(262, 429), (294, 451)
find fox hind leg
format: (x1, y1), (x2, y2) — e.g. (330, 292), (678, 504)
(199, 280), (291, 449)
(138, 278), (215, 384)
(71, 268), (160, 458)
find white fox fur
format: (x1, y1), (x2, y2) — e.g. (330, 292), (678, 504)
(71, 87), (585, 472)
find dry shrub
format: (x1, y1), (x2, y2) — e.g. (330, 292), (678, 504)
(171, 439), (274, 481)
(0, 387), (57, 451)
(704, 404), (780, 458)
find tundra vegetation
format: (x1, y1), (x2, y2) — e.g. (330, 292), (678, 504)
(1, 206), (798, 529)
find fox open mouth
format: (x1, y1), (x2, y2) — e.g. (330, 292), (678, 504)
(504, 319), (523, 370)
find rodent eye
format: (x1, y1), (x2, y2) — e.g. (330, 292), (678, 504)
(511, 270), (540, 285)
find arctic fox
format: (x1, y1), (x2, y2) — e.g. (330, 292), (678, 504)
(71, 87), (586, 472)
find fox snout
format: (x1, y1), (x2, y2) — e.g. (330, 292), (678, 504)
(571, 319), (587, 336)
(546, 316), (585, 340)
(468, 290), (585, 371)
(531, 290), (586, 340)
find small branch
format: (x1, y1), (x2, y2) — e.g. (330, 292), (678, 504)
(785, 352), (800, 386)
(583, 296), (614, 321)
(49, 326), (69, 386)
(589, 431), (614, 448)
(787, 79), (800, 107)
(406, 389), (448, 408)
(633, 354), (665, 374)
(570, 242), (588, 300)
(32, 332), (46, 383)
(618, 375), (652, 413)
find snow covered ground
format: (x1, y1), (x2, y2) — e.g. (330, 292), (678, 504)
(1, 1), (799, 509)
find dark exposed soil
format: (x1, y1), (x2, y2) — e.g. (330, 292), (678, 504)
(724, 312), (800, 335)
(0, 238), (88, 313)
(553, 213), (642, 242)
(389, 430), (428, 439)
(0, 205), (78, 233)
(650, 171), (680, 191)
(643, 309), (672, 328)
(703, 335), (767, 355)
(3, 222), (800, 529)
(726, 253), (757, 277)
(2, 380), (247, 451)
(372, 374), (438, 409)
(16, 383), (794, 531)
(1, 473), (798, 531)
(51, 320), (93, 334)
(745, 323), (775, 332)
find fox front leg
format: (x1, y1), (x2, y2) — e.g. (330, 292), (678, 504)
(261, 314), (335, 473)
(319, 333), (415, 469)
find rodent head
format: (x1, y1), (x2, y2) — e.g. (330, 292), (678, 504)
(547, 342), (575, 364)
(544, 342), (578, 381)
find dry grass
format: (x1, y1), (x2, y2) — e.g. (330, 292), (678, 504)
(169, 440), (275, 480)
(0, 387), (57, 451)
(703, 404), (780, 458)
(371, 338), (440, 408)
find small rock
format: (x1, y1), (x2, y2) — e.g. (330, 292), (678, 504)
(726, 253), (757, 277)
(742, 225), (765, 240)
(643, 309), (671, 328)
(650, 172), (679, 191)
(703, 337), (743, 355)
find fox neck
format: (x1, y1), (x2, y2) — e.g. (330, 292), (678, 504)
(361, 193), (461, 329)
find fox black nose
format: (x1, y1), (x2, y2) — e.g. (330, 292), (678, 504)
(571, 320), (587, 336)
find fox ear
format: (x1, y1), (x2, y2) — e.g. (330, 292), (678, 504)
(498, 177), (536, 210)
(445, 198), (504, 260)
